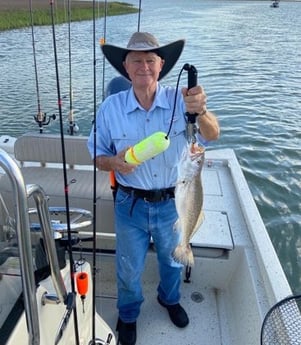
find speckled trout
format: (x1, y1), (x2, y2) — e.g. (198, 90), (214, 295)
(173, 143), (205, 266)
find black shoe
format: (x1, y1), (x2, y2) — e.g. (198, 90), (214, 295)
(116, 318), (137, 345)
(157, 296), (189, 328)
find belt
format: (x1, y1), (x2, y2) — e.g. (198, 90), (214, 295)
(119, 184), (175, 202)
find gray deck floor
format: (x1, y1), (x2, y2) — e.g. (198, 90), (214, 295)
(96, 285), (221, 345)
(92, 254), (222, 345)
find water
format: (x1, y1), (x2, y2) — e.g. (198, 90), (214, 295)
(1, 0), (301, 293)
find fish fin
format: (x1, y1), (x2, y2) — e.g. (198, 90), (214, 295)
(172, 244), (194, 267)
(189, 211), (205, 239)
(195, 210), (205, 230)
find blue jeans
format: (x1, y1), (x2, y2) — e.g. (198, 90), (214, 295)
(115, 188), (182, 323)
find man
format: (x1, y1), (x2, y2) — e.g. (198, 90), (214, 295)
(88, 32), (219, 345)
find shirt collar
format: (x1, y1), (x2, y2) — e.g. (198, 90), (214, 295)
(125, 84), (171, 114)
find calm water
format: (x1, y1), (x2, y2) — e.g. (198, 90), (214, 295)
(0, 0), (301, 293)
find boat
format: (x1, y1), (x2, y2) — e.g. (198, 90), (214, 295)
(270, 0), (279, 8)
(0, 1), (300, 345)
(1, 130), (299, 345)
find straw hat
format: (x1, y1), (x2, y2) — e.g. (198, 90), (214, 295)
(101, 32), (185, 81)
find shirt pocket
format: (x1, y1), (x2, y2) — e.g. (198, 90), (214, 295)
(111, 126), (140, 153)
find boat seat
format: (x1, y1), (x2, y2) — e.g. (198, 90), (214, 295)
(105, 76), (131, 97)
(14, 132), (94, 167)
(0, 133), (116, 249)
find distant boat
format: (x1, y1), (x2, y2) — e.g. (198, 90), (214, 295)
(271, 0), (279, 8)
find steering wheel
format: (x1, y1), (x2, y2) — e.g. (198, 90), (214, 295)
(29, 207), (93, 232)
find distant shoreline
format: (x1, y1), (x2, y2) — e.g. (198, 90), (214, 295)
(0, 0), (104, 11)
(0, 1), (138, 32)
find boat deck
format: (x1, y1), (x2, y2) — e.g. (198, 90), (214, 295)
(86, 243), (257, 345)
(95, 254), (222, 345)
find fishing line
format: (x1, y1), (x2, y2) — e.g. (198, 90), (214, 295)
(49, 1), (80, 344)
(166, 64), (187, 138)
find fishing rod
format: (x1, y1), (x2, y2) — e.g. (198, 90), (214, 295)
(100, 0), (108, 102)
(90, 0), (98, 342)
(67, 0), (74, 135)
(29, 0), (56, 133)
(49, 1), (80, 344)
(91, 0), (119, 342)
(67, 0), (79, 135)
(137, 0), (142, 31)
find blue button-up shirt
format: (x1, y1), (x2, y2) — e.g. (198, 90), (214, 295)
(88, 83), (204, 190)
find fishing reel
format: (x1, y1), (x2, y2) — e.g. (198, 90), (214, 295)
(67, 109), (79, 135)
(88, 334), (113, 345)
(67, 121), (79, 135)
(34, 111), (56, 133)
(183, 64), (199, 144)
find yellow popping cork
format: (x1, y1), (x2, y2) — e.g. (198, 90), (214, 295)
(125, 132), (170, 165)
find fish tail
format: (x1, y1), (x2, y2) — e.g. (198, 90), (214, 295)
(172, 244), (194, 266)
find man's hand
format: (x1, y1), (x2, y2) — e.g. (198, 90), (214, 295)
(182, 85), (207, 116)
(95, 148), (136, 174)
(113, 148), (136, 175)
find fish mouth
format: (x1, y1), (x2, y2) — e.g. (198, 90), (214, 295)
(189, 143), (205, 163)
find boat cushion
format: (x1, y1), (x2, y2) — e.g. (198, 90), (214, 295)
(14, 133), (92, 166)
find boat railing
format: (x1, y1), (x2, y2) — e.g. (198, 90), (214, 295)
(0, 148), (40, 344)
(27, 184), (67, 304)
(0, 148), (68, 344)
